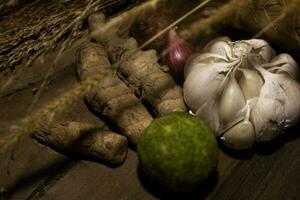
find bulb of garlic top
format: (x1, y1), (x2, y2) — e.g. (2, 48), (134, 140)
(183, 37), (300, 150)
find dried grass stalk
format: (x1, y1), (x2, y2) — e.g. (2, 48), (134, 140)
(179, 0), (249, 40)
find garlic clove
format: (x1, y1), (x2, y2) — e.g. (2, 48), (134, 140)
(184, 57), (233, 134)
(262, 53), (300, 80)
(246, 39), (275, 63)
(202, 37), (232, 58)
(184, 62), (225, 113)
(219, 76), (246, 129)
(184, 52), (229, 79)
(221, 120), (255, 150)
(262, 71), (300, 128)
(280, 78), (300, 127)
(250, 97), (285, 142)
(259, 68), (300, 128)
(249, 67), (287, 142)
(238, 68), (264, 100)
(184, 53), (202, 79)
(195, 100), (220, 135)
(184, 59), (236, 106)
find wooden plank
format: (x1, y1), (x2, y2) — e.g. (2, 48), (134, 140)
(19, 145), (237, 200)
(36, 150), (154, 200)
(0, 127), (70, 200)
(208, 127), (300, 200)
(0, 36), (299, 200)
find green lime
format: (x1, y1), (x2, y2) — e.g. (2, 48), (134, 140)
(137, 112), (218, 191)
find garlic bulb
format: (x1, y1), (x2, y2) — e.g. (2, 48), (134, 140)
(184, 37), (300, 149)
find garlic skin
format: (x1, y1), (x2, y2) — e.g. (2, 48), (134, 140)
(219, 76), (246, 130)
(238, 68), (264, 99)
(221, 100), (256, 149)
(184, 37), (300, 149)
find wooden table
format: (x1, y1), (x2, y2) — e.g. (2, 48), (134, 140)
(0, 40), (299, 200)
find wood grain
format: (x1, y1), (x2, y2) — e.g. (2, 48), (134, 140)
(0, 39), (299, 200)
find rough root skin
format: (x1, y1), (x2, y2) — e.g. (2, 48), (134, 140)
(121, 49), (187, 115)
(91, 14), (187, 116)
(32, 121), (128, 165)
(77, 43), (153, 144)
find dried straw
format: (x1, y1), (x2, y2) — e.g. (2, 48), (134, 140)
(252, 0), (300, 39)
(179, 0), (249, 40)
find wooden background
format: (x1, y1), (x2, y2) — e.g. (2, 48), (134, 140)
(0, 37), (299, 200)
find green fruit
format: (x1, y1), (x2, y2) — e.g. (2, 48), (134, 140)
(137, 112), (218, 191)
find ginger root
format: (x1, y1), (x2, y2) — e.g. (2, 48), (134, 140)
(76, 42), (153, 144)
(90, 13), (187, 116)
(32, 121), (128, 165)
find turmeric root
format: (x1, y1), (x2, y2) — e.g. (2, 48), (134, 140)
(90, 13), (187, 116)
(32, 121), (128, 165)
(123, 49), (187, 115)
(76, 42), (153, 144)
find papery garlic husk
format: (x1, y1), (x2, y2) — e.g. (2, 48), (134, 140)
(184, 53), (239, 133)
(251, 67), (300, 142)
(184, 37), (300, 149)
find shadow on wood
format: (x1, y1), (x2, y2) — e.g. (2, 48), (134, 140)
(137, 163), (218, 200)
(1, 157), (73, 200)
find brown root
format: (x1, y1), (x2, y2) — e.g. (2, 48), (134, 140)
(91, 14), (187, 116)
(121, 49), (187, 115)
(32, 121), (128, 165)
(76, 43), (153, 144)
